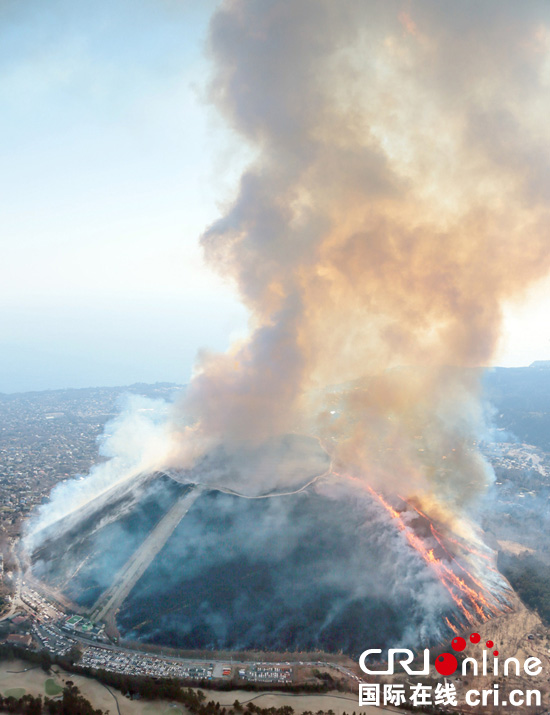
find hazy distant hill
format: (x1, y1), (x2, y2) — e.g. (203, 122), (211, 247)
(484, 364), (550, 449)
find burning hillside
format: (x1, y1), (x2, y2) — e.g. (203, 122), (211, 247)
(365, 487), (512, 629)
(24, 0), (550, 654)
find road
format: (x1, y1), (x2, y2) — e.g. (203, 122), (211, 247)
(90, 486), (203, 623)
(202, 470), (330, 500)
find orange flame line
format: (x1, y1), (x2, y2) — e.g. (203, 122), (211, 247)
(366, 486), (497, 623)
(332, 471), (507, 625)
(444, 617), (459, 635)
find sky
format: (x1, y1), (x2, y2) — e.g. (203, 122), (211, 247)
(1, 0), (550, 393)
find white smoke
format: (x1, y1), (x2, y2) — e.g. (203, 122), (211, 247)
(25, 394), (174, 547)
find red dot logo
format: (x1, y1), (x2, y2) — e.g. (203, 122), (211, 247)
(451, 636), (466, 651)
(486, 640), (494, 648)
(470, 632), (480, 643)
(493, 650), (499, 656)
(435, 652), (458, 676)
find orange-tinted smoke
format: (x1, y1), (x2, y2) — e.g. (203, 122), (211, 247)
(170, 1), (550, 513)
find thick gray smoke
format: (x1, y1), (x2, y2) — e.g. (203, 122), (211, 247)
(28, 2), (550, 600)
(168, 0), (550, 525)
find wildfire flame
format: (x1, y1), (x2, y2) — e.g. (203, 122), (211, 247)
(334, 471), (510, 632)
(444, 617), (460, 635)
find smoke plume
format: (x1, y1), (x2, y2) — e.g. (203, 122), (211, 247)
(167, 0), (550, 512)
(30, 1), (550, 538)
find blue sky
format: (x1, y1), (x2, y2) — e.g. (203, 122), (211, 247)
(0, 0), (250, 392)
(1, 0), (549, 393)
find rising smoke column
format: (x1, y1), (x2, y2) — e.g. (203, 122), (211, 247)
(28, 2), (550, 542)
(168, 0), (550, 517)
(25, 1), (550, 646)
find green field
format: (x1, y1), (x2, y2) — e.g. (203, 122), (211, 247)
(45, 678), (63, 696)
(4, 687), (26, 698)
(66, 615), (83, 626)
